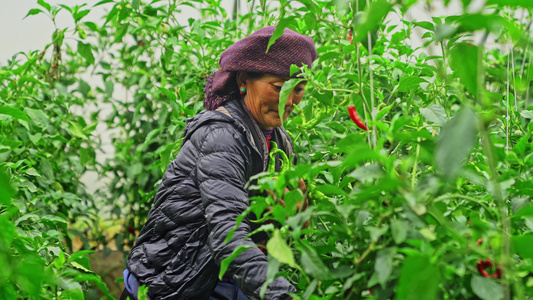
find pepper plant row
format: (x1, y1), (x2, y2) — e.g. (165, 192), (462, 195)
(1, 0), (532, 299)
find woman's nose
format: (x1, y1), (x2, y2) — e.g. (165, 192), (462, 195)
(285, 90), (295, 106)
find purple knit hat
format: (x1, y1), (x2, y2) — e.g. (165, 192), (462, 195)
(204, 26), (318, 110)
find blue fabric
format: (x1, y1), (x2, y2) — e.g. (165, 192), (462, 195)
(262, 128), (274, 139)
(123, 269), (140, 300)
(123, 270), (248, 300)
(210, 279), (249, 300)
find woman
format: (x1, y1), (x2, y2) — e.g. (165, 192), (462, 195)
(122, 26), (318, 300)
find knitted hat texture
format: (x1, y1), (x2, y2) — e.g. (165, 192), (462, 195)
(203, 26), (318, 110)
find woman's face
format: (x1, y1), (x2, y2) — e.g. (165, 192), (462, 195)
(241, 73), (307, 129)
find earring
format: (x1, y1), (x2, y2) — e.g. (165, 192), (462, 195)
(239, 87), (246, 95)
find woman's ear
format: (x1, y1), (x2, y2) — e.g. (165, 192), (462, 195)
(236, 71), (247, 86)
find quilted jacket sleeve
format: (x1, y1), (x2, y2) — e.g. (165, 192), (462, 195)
(194, 124), (295, 300)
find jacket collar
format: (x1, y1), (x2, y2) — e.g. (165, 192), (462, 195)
(223, 100), (269, 172)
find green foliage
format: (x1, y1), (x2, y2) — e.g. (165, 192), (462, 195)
(2, 0), (533, 299)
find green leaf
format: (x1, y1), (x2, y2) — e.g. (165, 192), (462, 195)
(83, 122), (98, 135)
(520, 110), (533, 119)
(396, 255), (440, 300)
(315, 184), (346, 196)
(59, 288), (84, 300)
(368, 225), (389, 242)
(352, 0), (392, 43)
(435, 107), (477, 180)
(16, 213), (40, 225)
(41, 215), (68, 225)
(455, 14), (504, 34)
(0, 106), (31, 121)
(391, 219), (408, 244)
(375, 104), (392, 120)
(512, 234), (533, 260)
(17, 254), (45, 296)
(267, 229), (296, 267)
(314, 91), (334, 107)
(290, 64), (300, 76)
(375, 247), (395, 287)
(114, 23), (129, 43)
(267, 18), (295, 53)
(486, 0), (533, 8)
(397, 76), (427, 92)
(158, 86), (177, 102)
(24, 8), (43, 19)
(24, 108), (50, 128)
(38, 0), (52, 12)
(17, 180), (38, 192)
(420, 104), (447, 125)
(260, 255), (282, 298)
(132, 0), (139, 10)
(74, 10), (90, 22)
(218, 245), (254, 279)
(450, 43), (479, 95)
(0, 145), (10, 153)
(24, 168), (41, 177)
(77, 41), (95, 65)
(144, 128), (162, 146)
(471, 275), (503, 300)
(300, 246), (332, 280)
(415, 21), (434, 31)
(279, 78), (304, 126)
(434, 23), (456, 41)
(349, 164), (384, 181)
(68, 121), (89, 140)
(0, 168), (14, 205)
(67, 250), (95, 263)
(94, 0), (115, 7)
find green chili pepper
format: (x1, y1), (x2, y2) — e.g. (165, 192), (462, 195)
(307, 182), (326, 205)
(268, 141), (292, 173)
(302, 108), (328, 130)
(267, 142), (278, 173)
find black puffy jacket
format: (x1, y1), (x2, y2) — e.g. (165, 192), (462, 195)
(126, 99), (297, 300)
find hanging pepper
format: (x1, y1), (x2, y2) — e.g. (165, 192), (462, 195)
(476, 259), (502, 279)
(268, 141), (291, 173)
(348, 105), (368, 131)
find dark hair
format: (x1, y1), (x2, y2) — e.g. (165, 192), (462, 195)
(235, 71), (265, 87)
(243, 71), (264, 80)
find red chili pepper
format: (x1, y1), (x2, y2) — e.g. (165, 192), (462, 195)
(348, 106), (368, 131)
(128, 226), (135, 233)
(348, 30), (353, 44)
(476, 259), (502, 278)
(476, 238), (483, 245)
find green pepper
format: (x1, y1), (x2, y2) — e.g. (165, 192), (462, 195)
(268, 141), (292, 173)
(302, 108), (328, 130)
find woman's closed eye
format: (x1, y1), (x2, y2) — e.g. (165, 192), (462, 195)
(271, 84), (283, 92)
(294, 87), (305, 94)
(271, 84), (305, 94)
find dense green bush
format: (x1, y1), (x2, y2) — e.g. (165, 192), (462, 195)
(1, 0), (532, 299)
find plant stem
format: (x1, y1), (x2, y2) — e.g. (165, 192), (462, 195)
(477, 17), (512, 299)
(355, 241), (375, 265)
(410, 138), (420, 190)
(479, 120), (512, 300)
(366, 0), (376, 150)
(506, 39), (510, 154)
(432, 194), (497, 220)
